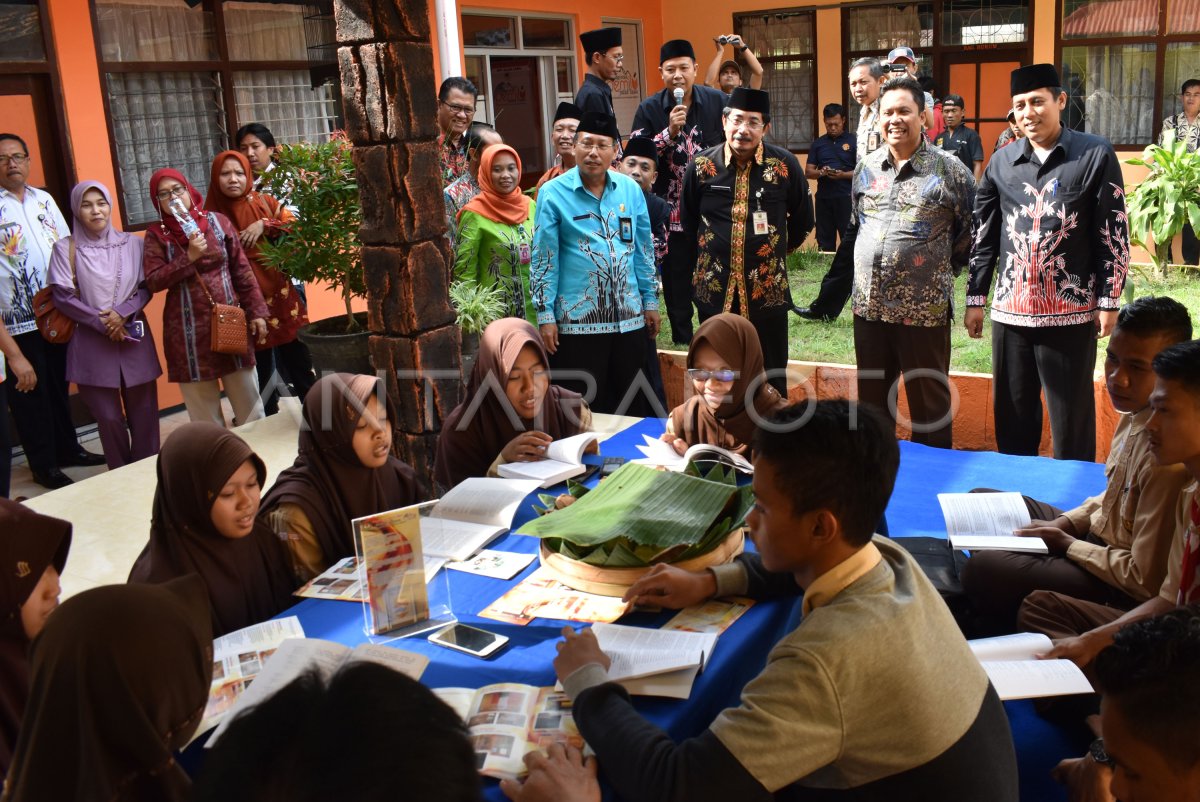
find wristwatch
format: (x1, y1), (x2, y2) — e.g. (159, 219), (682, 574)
(1089, 737), (1114, 767)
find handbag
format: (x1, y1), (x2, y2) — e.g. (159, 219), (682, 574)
(33, 237), (77, 344)
(194, 273), (249, 355)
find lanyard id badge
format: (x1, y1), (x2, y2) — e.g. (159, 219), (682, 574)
(752, 210), (769, 235)
(518, 242), (531, 264)
(619, 217), (633, 243)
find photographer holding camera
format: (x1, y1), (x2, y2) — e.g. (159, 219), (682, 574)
(886, 47), (936, 130)
(704, 34), (763, 93)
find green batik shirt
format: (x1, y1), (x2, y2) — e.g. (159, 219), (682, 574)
(453, 203), (538, 324)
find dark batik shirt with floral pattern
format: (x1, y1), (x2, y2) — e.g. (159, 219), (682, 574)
(679, 140), (813, 320)
(848, 139), (976, 328)
(968, 127), (1129, 328)
(439, 131), (470, 187)
(1159, 113), (1200, 153)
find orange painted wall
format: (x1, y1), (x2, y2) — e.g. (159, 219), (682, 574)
(42, 0), (364, 411)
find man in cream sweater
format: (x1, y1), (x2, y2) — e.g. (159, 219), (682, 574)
(501, 400), (1018, 802)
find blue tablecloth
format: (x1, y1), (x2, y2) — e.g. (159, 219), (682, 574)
(283, 425), (1108, 802)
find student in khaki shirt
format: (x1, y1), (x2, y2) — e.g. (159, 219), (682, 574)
(961, 297), (1193, 632)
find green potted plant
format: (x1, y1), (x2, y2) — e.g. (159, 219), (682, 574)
(257, 132), (371, 373)
(449, 279), (507, 379)
(1126, 130), (1200, 278)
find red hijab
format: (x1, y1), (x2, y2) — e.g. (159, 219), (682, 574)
(148, 168), (210, 249)
(459, 144), (532, 226)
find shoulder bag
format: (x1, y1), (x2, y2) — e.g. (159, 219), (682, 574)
(33, 237), (77, 344)
(194, 273), (249, 355)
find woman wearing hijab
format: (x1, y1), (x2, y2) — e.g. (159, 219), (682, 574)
(128, 422), (296, 637)
(2, 575), (212, 802)
(434, 318), (590, 491)
(0, 500), (70, 778)
(45, 181), (161, 469)
(142, 168), (270, 428)
(662, 313), (788, 459)
(259, 374), (426, 583)
(453, 144), (537, 322)
(206, 151), (314, 417)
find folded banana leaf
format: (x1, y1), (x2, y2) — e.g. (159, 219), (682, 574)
(517, 462), (746, 554)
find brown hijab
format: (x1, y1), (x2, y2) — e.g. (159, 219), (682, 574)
(128, 423), (296, 637)
(203, 150), (291, 263)
(2, 575), (212, 802)
(260, 374), (426, 564)
(0, 501), (71, 779)
(669, 313), (787, 457)
(435, 318), (584, 490)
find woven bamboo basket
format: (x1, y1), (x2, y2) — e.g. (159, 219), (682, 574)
(537, 528), (745, 597)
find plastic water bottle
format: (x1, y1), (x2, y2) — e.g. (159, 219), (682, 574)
(169, 197), (201, 239)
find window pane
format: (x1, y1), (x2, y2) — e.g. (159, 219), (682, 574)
(95, 0), (217, 62)
(763, 58), (815, 150)
(106, 71), (225, 225)
(464, 55), (490, 120)
(233, 70), (337, 145)
(1061, 0), (1157, 39)
(224, 1), (309, 61)
(556, 57), (572, 95)
(1162, 43), (1200, 128)
(739, 11), (814, 57)
(0, 0), (45, 61)
(1062, 44), (1156, 144)
(942, 0), (1029, 45)
(521, 17), (569, 50)
(1168, 0), (1200, 33)
(845, 3), (933, 52)
(462, 14), (515, 48)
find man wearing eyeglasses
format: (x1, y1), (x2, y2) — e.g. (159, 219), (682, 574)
(575, 28), (622, 126)
(437, 77), (479, 187)
(1158, 79), (1200, 265)
(0, 133), (104, 491)
(678, 88), (812, 395)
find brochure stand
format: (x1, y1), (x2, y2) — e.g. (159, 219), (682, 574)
(352, 505), (455, 642)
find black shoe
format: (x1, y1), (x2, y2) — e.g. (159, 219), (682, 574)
(60, 449), (106, 467)
(792, 305), (833, 322)
(31, 468), (74, 489)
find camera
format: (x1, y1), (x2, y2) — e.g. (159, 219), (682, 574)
(886, 63), (909, 74)
(718, 35), (731, 45)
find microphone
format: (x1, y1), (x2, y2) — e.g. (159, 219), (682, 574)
(673, 87), (684, 107)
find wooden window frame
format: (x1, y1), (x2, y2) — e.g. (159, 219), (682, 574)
(1054, 0), (1198, 149)
(733, 6), (819, 154)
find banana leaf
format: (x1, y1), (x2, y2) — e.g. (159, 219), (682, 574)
(516, 462), (738, 548)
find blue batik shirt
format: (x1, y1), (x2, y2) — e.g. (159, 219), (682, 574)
(531, 168), (658, 335)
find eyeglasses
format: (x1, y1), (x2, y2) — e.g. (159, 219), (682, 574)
(688, 369), (738, 382)
(610, 54), (625, 63)
(0, 153), (29, 166)
(727, 116), (765, 131)
(156, 185), (188, 202)
(441, 100), (475, 118)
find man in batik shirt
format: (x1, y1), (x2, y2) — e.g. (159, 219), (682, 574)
(437, 76), (478, 187)
(678, 88), (812, 396)
(967, 63), (1129, 462)
(630, 39), (729, 345)
(847, 77), (974, 449)
(1159, 78), (1200, 265)
(443, 123), (502, 245)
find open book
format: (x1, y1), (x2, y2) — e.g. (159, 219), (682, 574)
(191, 616), (306, 745)
(967, 632), (1093, 700)
(207, 636), (429, 747)
(497, 432), (599, 487)
(433, 684), (584, 780)
(418, 477), (542, 561)
(589, 623), (718, 699)
(937, 492), (1045, 553)
(632, 434), (754, 474)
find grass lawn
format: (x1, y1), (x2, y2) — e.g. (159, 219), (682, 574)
(656, 249), (1200, 375)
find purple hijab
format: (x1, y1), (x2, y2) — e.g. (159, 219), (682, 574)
(46, 181), (143, 310)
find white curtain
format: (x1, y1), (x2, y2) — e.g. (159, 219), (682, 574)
(106, 71), (226, 225)
(234, 70), (337, 145)
(738, 14), (816, 149)
(845, 5), (925, 52)
(95, 0), (217, 62)
(1064, 44), (1156, 144)
(223, 2), (308, 61)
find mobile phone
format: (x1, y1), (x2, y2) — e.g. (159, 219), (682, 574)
(428, 623), (509, 658)
(601, 456), (627, 476)
(129, 319), (145, 339)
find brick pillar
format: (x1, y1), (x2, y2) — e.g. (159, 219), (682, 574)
(334, 0), (461, 484)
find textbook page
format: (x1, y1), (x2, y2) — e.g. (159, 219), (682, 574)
(591, 623), (719, 670)
(631, 434), (753, 474)
(544, 432), (599, 464)
(938, 492), (1043, 552)
(497, 433), (598, 486)
(968, 632), (1054, 662)
(980, 659), (1093, 700)
(421, 478), (541, 561)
